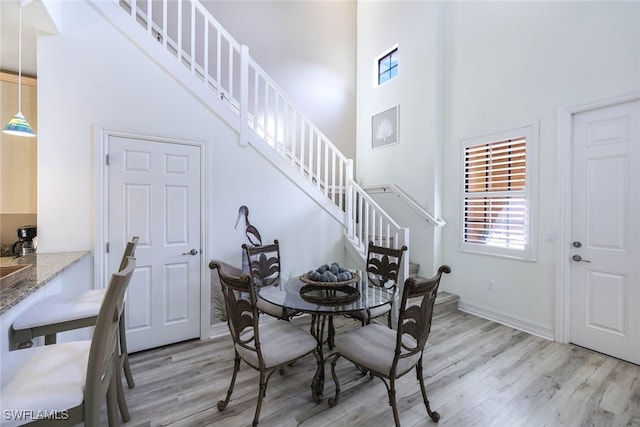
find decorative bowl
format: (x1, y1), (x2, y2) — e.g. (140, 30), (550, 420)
(299, 284), (360, 305)
(299, 272), (360, 288)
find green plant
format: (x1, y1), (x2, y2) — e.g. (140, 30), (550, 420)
(213, 290), (227, 323)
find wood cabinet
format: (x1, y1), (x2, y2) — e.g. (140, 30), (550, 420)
(0, 71), (37, 215)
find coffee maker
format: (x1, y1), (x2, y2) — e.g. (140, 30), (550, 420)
(12, 225), (37, 256)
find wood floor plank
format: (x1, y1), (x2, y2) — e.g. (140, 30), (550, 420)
(95, 310), (640, 426)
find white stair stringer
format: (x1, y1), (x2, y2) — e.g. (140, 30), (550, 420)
(90, 0), (411, 268)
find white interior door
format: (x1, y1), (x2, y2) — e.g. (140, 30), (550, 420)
(570, 99), (640, 365)
(108, 135), (202, 352)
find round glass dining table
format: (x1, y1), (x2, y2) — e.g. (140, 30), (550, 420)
(257, 272), (395, 403)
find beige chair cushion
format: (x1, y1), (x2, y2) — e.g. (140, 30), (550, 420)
(1, 341), (91, 427)
(333, 324), (420, 377)
(236, 321), (317, 369)
(256, 298), (285, 319)
(349, 303), (391, 323)
(13, 290), (104, 330)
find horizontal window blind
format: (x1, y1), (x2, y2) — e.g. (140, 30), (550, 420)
(463, 138), (527, 250)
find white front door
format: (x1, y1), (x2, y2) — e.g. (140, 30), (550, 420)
(108, 135), (202, 352)
(570, 99), (640, 365)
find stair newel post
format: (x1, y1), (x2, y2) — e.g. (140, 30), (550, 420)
(391, 228), (410, 329)
(398, 228), (410, 286)
(346, 161), (354, 240)
(239, 44), (249, 146)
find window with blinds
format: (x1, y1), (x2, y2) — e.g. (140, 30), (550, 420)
(460, 124), (538, 260)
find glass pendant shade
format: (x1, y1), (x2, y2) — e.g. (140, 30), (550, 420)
(3, 4), (36, 138)
(3, 112), (36, 137)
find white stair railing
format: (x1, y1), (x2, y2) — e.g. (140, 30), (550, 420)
(346, 181), (410, 298)
(346, 182), (409, 253)
(364, 184), (446, 227)
(118, 0), (244, 113)
(108, 0), (411, 264)
(245, 56), (351, 212)
(115, 0), (351, 213)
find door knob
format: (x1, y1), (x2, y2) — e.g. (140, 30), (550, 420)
(572, 254), (590, 263)
(182, 249), (198, 255)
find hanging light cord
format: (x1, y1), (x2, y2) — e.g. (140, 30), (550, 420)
(17, 6), (23, 114)
(2, 2), (35, 137)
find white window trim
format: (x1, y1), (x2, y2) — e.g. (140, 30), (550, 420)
(459, 122), (539, 261)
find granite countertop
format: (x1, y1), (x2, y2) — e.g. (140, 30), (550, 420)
(0, 251), (91, 315)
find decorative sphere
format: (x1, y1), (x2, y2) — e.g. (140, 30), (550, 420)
(310, 263), (353, 283)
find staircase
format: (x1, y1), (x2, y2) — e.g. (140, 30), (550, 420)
(91, 0), (453, 300)
(409, 262), (459, 316)
(91, 0), (413, 272)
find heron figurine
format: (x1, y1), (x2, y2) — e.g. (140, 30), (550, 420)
(235, 205), (262, 246)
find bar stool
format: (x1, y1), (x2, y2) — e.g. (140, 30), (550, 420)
(1, 257), (137, 427)
(9, 237), (139, 420)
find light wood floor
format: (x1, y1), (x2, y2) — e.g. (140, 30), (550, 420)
(102, 309), (640, 426)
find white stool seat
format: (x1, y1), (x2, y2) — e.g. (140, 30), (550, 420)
(2, 257), (138, 426)
(8, 238), (139, 425)
(13, 289), (105, 330)
(1, 341), (91, 427)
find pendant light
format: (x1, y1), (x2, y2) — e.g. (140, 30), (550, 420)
(3, 3), (36, 137)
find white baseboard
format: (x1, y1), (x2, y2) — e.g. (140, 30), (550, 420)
(457, 300), (555, 341)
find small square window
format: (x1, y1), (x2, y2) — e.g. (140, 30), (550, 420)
(378, 48), (398, 85)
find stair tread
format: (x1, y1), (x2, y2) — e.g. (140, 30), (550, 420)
(408, 287), (458, 305)
(408, 262), (420, 276)
(406, 289), (459, 318)
(434, 291), (458, 305)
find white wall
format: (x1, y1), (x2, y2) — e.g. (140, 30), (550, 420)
(36, 0), (345, 273)
(443, 1), (639, 336)
(356, 1), (444, 275)
(34, 0), (640, 339)
(203, 0), (357, 160)
(357, 1), (640, 336)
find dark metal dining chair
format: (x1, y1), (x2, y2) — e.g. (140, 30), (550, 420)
(328, 265), (451, 426)
(347, 241), (407, 328)
(242, 239), (300, 320)
(209, 260), (321, 426)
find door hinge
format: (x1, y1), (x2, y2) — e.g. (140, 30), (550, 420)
(106, 154), (109, 165)
(106, 242), (109, 253)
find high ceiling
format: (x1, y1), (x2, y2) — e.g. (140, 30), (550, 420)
(1, 0), (59, 77)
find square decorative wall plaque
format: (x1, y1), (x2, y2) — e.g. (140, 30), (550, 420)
(371, 105), (399, 149)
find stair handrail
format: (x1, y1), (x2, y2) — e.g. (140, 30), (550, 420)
(243, 54), (351, 212)
(346, 181), (410, 291)
(97, 0), (409, 281)
(118, 0), (244, 109)
(112, 0), (351, 214)
(364, 184), (446, 227)
(347, 181), (409, 251)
